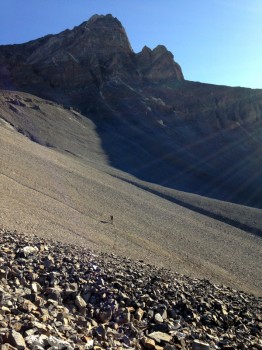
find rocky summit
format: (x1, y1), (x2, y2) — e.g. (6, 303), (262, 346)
(0, 14), (183, 91)
(0, 229), (261, 350)
(0, 14), (262, 207)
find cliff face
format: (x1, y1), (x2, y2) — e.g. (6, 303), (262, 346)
(0, 14), (183, 101)
(0, 14), (262, 207)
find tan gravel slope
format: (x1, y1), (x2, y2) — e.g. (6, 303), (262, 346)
(1, 117), (261, 296)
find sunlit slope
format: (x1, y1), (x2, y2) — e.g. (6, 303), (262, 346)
(0, 92), (261, 296)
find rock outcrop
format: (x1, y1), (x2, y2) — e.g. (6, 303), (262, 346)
(0, 14), (182, 96)
(137, 45), (184, 81)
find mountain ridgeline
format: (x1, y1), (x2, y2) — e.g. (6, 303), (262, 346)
(0, 14), (262, 207)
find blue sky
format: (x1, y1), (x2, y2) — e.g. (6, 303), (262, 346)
(0, 0), (261, 89)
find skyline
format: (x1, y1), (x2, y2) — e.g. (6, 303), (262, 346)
(1, 0), (262, 89)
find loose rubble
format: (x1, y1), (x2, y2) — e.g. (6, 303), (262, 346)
(0, 229), (261, 349)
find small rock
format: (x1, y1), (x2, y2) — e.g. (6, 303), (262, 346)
(99, 308), (112, 323)
(135, 308), (144, 321)
(81, 336), (94, 349)
(25, 334), (49, 348)
(21, 299), (37, 312)
(148, 309), (155, 319)
(141, 337), (156, 350)
(115, 309), (130, 324)
(192, 340), (210, 350)
(48, 335), (74, 350)
(155, 346), (164, 350)
(31, 282), (42, 294)
(75, 295), (87, 309)
(9, 330), (26, 350)
(154, 313), (163, 324)
(252, 344), (262, 350)
(95, 325), (106, 340)
(19, 246), (39, 257)
(148, 331), (172, 343)
(1, 344), (18, 350)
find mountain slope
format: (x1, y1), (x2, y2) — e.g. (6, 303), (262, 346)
(1, 14), (262, 207)
(0, 91), (261, 296)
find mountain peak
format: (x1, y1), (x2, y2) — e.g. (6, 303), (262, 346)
(88, 13), (121, 24)
(140, 45), (169, 55)
(153, 44), (169, 53)
(76, 13), (133, 53)
(137, 44), (184, 81)
(0, 13), (183, 97)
